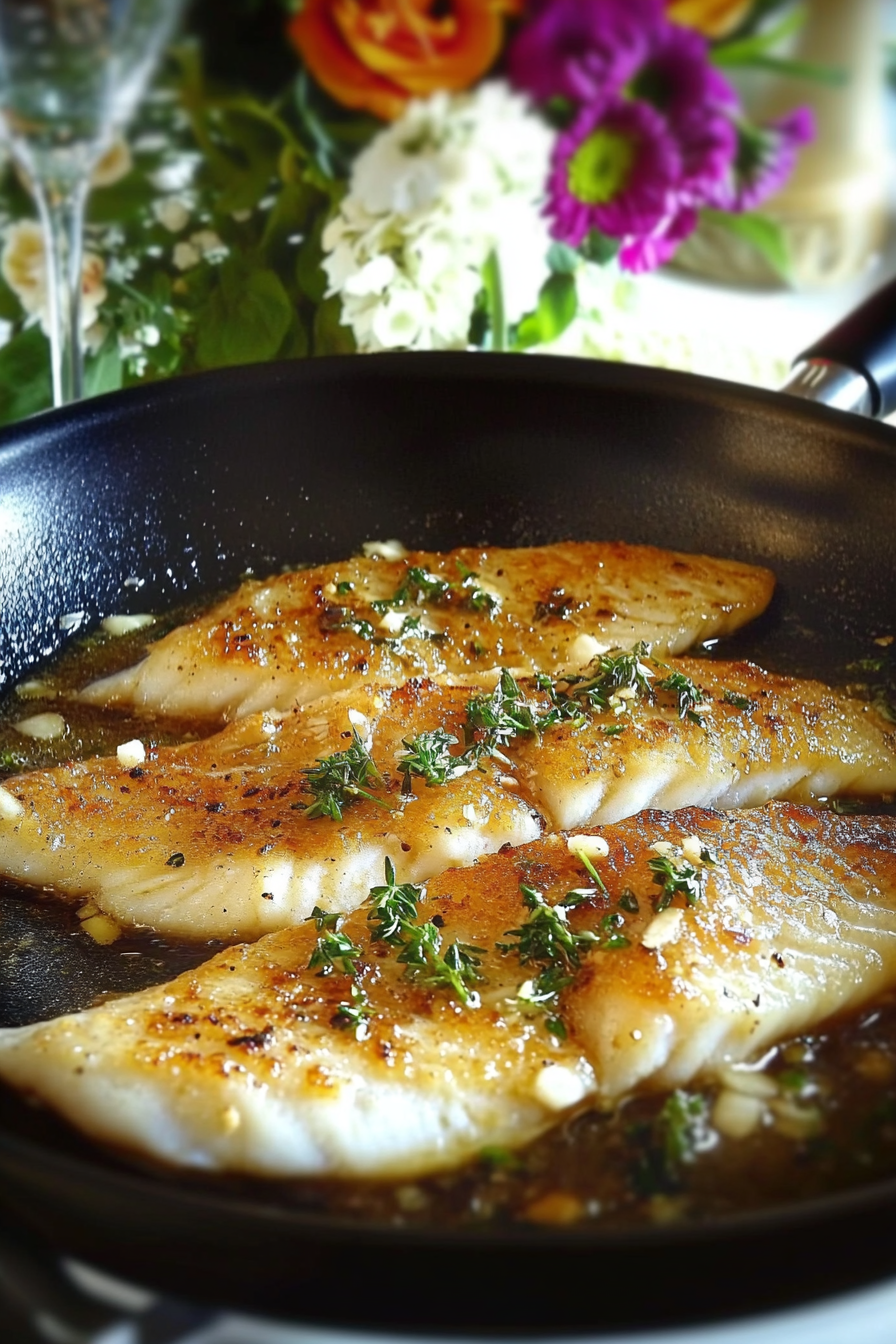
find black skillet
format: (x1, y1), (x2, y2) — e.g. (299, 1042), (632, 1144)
(1, 282), (896, 1336)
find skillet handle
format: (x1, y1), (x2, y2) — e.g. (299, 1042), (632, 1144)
(781, 275), (896, 420)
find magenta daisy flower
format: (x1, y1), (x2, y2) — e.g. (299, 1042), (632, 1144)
(508, 0), (663, 106)
(547, 99), (681, 250)
(629, 23), (738, 196)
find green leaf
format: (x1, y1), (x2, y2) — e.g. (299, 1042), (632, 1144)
(546, 242), (580, 275)
(580, 229), (620, 265)
(276, 310), (309, 360)
(0, 326), (52, 425)
(0, 273), (23, 323)
(512, 273), (577, 352)
(84, 334), (124, 398)
(86, 171), (157, 225)
(295, 212), (329, 304)
(711, 6), (805, 65)
(699, 208), (791, 281)
(312, 294), (355, 356)
(196, 258), (294, 368)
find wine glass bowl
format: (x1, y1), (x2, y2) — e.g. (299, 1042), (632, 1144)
(0, 0), (183, 405)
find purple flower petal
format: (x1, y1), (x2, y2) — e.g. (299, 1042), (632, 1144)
(711, 106), (816, 211)
(508, 0), (664, 105)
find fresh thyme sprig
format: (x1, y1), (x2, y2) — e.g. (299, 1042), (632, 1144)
(397, 727), (467, 795)
(366, 859), (485, 1007)
(649, 843), (717, 912)
(300, 729), (388, 820)
(307, 907), (373, 1035)
(463, 669), (542, 760)
(656, 668), (705, 724)
(367, 858), (424, 943)
(499, 883), (600, 1037)
(371, 566), (452, 613)
(307, 907), (364, 977)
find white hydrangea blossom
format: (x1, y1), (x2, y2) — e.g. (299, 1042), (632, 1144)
(322, 81), (554, 353)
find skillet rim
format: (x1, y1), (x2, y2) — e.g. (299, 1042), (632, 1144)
(2, 349), (896, 458)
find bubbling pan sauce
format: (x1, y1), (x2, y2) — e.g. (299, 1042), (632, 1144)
(1, 603), (895, 1231)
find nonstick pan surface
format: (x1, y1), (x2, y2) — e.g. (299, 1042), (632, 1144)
(1, 352), (896, 1334)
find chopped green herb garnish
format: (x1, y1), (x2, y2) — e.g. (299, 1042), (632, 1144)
(649, 845), (716, 912)
(331, 982), (373, 1033)
(397, 727), (465, 794)
(630, 1090), (713, 1196)
(618, 888), (639, 913)
(500, 883), (599, 1034)
(371, 565), (452, 613)
(307, 913), (364, 977)
(300, 729), (387, 821)
(165, 852), (186, 868)
(721, 690), (756, 712)
(463, 669), (541, 759)
(456, 562), (499, 614)
(319, 605), (377, 640)
(656, 669), (705, 723)
(367, 858), (423, 944)
(398, 927), (485, 1007)
(335, 580), (354, 595)
(365, 859), (484, 1007)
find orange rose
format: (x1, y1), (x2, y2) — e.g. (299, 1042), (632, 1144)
(288, 0), (523, 121)
(666, 0), (752, 38)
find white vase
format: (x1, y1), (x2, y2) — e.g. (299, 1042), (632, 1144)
(674, 0), (889, 289)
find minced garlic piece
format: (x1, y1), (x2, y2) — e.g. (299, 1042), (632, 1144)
(117, 739), (146, 769)
(362, 539), (407, 560)
(713, 1089), (765, 1139)
(378, 610), (405, 635)
(681, 835), (705, 865)
(566, 834), (609, 860)
(533, 1063), (588, 1112)
(566, 633), (606, 668)
(14, 713), (66, 741)
(641, 907), (685, 950)
(101, 613), (155, 637)
(0, 787), (25, 821)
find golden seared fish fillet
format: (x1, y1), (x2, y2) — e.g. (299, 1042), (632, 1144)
(0, 682), (542, 940)
(1, 656), (894, 939)
(79, 540), (774, 720)
(0, 805), (895, 1180)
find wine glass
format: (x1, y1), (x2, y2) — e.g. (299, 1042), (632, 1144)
(0, 0), (184, 406)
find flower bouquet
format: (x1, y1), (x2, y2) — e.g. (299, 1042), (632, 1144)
(0, 0), (814, 424)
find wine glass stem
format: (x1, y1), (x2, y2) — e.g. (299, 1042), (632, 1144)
(32, 179), (88, 407)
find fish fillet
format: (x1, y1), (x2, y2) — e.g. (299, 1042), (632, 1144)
(0, 805), (894, 1179)
(1, 659), (894, 939)
(79, 541), (774, 719)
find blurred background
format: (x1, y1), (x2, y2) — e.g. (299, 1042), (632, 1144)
(0, 0), (893, 425)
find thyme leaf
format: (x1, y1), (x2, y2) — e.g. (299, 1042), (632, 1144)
(307, 913), (364, 977)
(655, 668), (705, 723)
(649, 844), (716, 912)
(397, 727), (466, 794)
(300, 728), (387, 820)
(463, 669), (542, 760)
